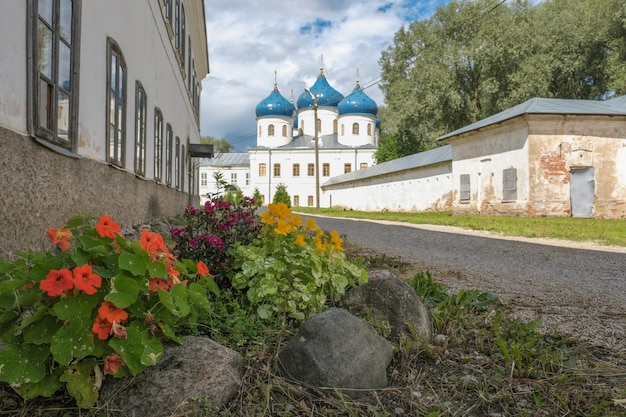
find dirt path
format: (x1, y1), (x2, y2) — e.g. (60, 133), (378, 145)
(308, 215), (626, 354)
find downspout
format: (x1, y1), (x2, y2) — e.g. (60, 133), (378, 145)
(268, 148), (272, 205)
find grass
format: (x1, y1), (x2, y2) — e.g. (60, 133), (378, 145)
(2, 214), (626, 416)
(294, 208), (626, 247)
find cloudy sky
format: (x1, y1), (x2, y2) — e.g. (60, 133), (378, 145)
(200, 0), (451, 151)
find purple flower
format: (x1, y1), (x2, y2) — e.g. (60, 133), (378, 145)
(186, 205), (199, 216)
(189, 238), (199, 249)
(170, 226), (186, 238)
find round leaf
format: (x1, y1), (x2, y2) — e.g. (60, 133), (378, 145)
(0, 344), (48, 384)
(104, 274), (139, 309)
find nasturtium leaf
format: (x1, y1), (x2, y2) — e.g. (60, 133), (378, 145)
(78, 235), (109, 255)
(30, 257), (64, 281)
(0, 260), (16, 274)
(23, 315), (60, 345)
(50, 319), (95, 366)
(19, 371), (63, 399)
(104, 274), (139, 308)
(0, 277), (28, 295)
(188, 283), (211, 310)
(60, 358), (99, 407)
(71, 247), (91, 266)
(0, 344), (48, 384)
(64, 215), (88, 228)
(146, 260), (167, 278)
(257, 305), (272, 320)
(157, 287), (175, 313)
(109, 324), (163, 375)
(52, 294), (99, 321)
(157, 321), (183, 344)
(118, 252), (147, 276)
(170, 284), (191, 317)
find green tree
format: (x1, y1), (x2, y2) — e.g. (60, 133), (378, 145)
(200, 136), (234, 153)
(252, 188), (263, 206)
(272, 183), (291, 208)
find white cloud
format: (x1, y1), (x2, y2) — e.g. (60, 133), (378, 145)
(200, 0), (450, 151)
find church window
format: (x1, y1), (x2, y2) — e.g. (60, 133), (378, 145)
(352, 123), (359, 135)
(316, 118), (321, 133)
(367, 123), (372, 135)
(259, 163), (266, 177)
(322, 163), (330, 176)
(293, 195), (300, 206)
(307, 163), (314, 176)
(258, 125), (262, 137)
(268, 124), (275, 136)
(344, 163), (351, 174)
(273, 163), (281, 177)
(307, 195), (314, 206)
(360, 162), (368, 169)
(333, 119), (338, 134)
(292, 163), (300, 177)
(341, 124), (345, 136)
(282, 125), (287, 137)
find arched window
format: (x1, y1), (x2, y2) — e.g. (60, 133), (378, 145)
(268, 124), (275, 136)
(367, 123), (372, 135)
(258, 125), (262, 137)
(282, 125), (287, 137)
(316, 118), (321, 133)
(340, 124), (345, 136)
(352, 122), (359, 135)
(333, 119), (338, 134)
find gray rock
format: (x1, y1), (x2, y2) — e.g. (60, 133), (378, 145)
(100, 336), (242, 417)
(277, 307), (393, 395)
(342, 269), (433, 344)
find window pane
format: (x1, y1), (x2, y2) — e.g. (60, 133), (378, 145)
(58, 41), (71, 91)
(59, 0), (72, 42)
(38, 77), (53, 130)
(38, 0), (53, 25)
(57, 89), (69, 141)
(37, 21), (53, 78)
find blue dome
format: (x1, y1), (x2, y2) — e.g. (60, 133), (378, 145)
(256, 84), (295, 118)
(296, 68), (344, 109)
(337, 81), (378, 115)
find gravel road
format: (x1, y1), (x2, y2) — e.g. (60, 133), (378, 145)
(308, 215), (626, 352)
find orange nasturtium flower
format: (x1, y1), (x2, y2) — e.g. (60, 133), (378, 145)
(103, 354), (125, 376)
(46, 228), (73, 251)
(96, 215), (122, 239)
(196, 260), (214, 278)
(140, 229), (167, 254)
(72, 264), (102, 295)
(92, 316), (113, 340)
(40, 268), (74, 297)
(148, 278), (170, 293)
(98, 301), (128, 324)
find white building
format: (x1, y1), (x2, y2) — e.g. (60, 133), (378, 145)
(250, 68), (379, 206)
(0, 0), (211, 256)
(198, 153), (252, 204)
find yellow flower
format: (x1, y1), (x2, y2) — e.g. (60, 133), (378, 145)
(305, 217), (320, 232)
(330, 230), (344, 252)
(275, 219), (289, 235)
(288, 213), (302, 229)
(294, 234), (306, 247)
(314, 236), (326, 252)
(260, 210), (276, 225)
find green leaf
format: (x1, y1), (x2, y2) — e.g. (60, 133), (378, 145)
(109, 324), (163, 375)
(0, 277), (28, 295)
(30, 257), (64, 281)
(118, 252), (147, 276)
(23, 315), (60, 345)
(170, 284), (191, 317)
(52, 294), (99, 321)
(64, 215), (89, 228)
(0, 260), (16, 274)
(60, 358), (99, 407)
(71, 247), (92, 266)
(78, 235), (109, 255)
(146, 260), (167, 278)
(104, 274), (139, 309)
(157, 321), (183, 344)
(0, 344), (48, 384)
(188, 283), (211, 311)
(50, 319), (95, 366)
(19, 370), (63, 399)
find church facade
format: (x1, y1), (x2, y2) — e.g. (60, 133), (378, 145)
(249, 68), (379, 206)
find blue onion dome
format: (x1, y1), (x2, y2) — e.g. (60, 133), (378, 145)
(293, 112), (299, 129)
(296, 67), (344, 109)
(337, 80), (378, 115)
(255, 82), (295, 117)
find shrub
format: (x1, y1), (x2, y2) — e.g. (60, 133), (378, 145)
(231, 203), (368, 321)
(0, 215), (218, 407)
(170, 197), (263, 286)
(272, 183), (291, 207)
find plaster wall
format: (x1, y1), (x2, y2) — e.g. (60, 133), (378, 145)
(0, 129), (194, 258)
(337, 114), (377, 146)
(198, 166), (253, 204)
(322, 162), (453, 212)
(297, 107), (338, 136)
(527, 115), (626, 217)
(257, 117), (293, 147)
(448, 120), (530, 215)
(0, 6), (27, 134)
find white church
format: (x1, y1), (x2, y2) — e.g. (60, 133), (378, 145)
(198, 67), (379, 206)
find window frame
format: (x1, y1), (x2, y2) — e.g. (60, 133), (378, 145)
(134, 81), (147, 177)
(106, 37), (127, 167)
(154, 108), (163, 182)
(165, 123), (173, 186)
(352, 122), (359, 135)
(344, 163), (351, 174)
(322, 163), (330, 176)
(259, 163), (267, 177)
(460, 174), (471, 202)
(292, 163), (300, 177)
(502, 168), (518, 201)
(175, 136), (181, 189)
(307, 163), (314, 176)
(29, 0), (82, 150)
(273, 163), (281, 177)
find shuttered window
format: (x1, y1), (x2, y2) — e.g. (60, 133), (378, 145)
(503, 168), (518, 201)
(460, 174), (470, 201)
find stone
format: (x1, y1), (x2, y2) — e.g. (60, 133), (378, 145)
(100, 336), (242, 417)
(277, 307), (393, 395)
(342, 269), (433, 344)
